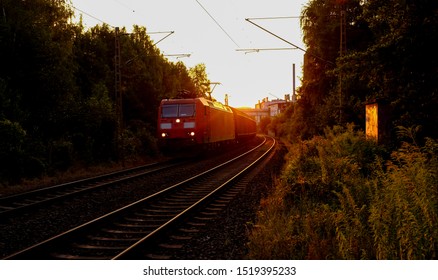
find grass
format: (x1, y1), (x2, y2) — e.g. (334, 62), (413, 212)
(247, 125), (438, 259)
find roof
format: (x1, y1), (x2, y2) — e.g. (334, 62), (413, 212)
(161, 98), (233, 114)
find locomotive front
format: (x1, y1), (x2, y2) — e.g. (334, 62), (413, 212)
(157, 99), (201, 148)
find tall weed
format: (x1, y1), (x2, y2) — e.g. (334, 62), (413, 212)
(369, 140), (438, 259)
(248, 125), (437, 259)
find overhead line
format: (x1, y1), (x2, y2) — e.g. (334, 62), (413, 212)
(246, 16), (302, 20)
(245, 18), (334, 65)
(71, 5), (115, 28)
(236, 47), (297, 54)
(245, 18), (305, 53)
(111, 0), (135, 13)
(150, 31), (175, 46)
(195, 0), (240, 48)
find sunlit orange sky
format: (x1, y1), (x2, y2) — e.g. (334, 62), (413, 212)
(71, 0), (307, 108)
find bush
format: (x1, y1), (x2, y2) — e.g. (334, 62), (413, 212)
(0, 119), (46, 181)
(247, 125), (437, 259)
(122, 120), (159, 159)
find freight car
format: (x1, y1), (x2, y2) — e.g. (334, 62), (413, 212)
(157, 97), (256, 150)
(230, 107), (257, 142)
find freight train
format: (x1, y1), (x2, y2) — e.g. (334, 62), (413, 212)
(157, 97), (256, 150)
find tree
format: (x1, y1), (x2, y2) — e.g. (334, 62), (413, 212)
(339, 0), (438, 139)
(300, 0), (375, 127)
(164, 61), (198, 99)
(279, 0), (437, 142)
(188, 63), (211, 98)
(0, 0), (215, 180)
(1, 0), (79, 176)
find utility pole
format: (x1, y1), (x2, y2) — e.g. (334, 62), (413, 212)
(339, 2), (347, 123)
(113, 28), (175, 160)
(292, 63), (296, 101)
(340, 10), (347, 56)
(114, 27), (123, 160)
(236, 48), (298, 103)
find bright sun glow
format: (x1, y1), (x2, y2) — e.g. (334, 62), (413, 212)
(71, 0), (307, 108)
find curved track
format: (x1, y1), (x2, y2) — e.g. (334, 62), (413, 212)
(0, 160), (185, 218)
(4, 136), (275, 260)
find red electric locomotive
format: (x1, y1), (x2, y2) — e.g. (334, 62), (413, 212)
(157, 98), (235, 148)
(157, 97), (256, 150)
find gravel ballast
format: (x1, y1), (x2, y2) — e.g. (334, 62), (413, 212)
(0, 139), (286, 259)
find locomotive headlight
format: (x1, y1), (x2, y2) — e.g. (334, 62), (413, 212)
(161, 132), (168, 138)
(175, 118), (181, 123)
(189, 132), (195, 137)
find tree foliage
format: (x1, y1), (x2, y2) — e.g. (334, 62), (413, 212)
(0, 0), (210, 181)
(188, 63), (211, 98)
(340, 0), (438, 139)
(277, 0), (437, 142)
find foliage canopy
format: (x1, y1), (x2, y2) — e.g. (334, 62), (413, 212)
(0, 0), (210, 181)
(275, 0), (437, 142)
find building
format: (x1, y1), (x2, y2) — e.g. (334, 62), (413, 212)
(239, 95), (293, 126)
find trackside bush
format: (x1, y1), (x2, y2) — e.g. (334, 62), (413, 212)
(247, 125), (438, 259)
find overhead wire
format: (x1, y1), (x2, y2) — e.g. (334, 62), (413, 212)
(71, 1), (240, 49)
(111, 0), (135, 13)
(70, 5), (115, 28)
(98, 1), (174, 47)
(245, 17), (334, 65)
(69, 2), (184, 60)
(194, 0), (240, 48)
(247, 16), (302, 20)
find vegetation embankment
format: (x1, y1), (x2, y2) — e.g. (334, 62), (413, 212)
(248, 125), (437, 259)
(248, 0), (437, 259)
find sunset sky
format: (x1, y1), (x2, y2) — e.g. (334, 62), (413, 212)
(71, 0), (308, 108)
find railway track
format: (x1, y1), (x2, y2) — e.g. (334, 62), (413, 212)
(0, 160), (185, 218)
(4, 136), (275, 260)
